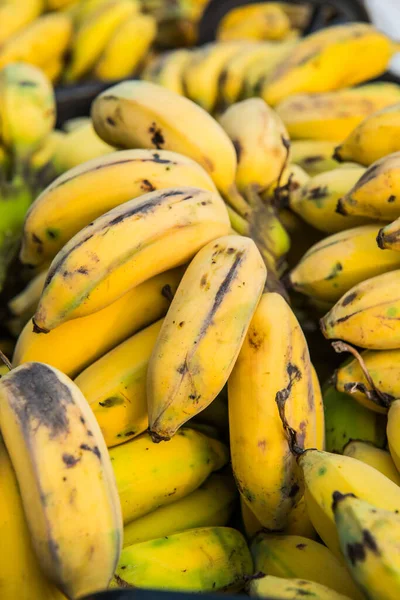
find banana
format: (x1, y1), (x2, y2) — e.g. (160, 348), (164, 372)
(30, 130), (66, 173)
(0, 62), (55, 161)
(62, 116), (90, 133)
(249, 575), (352, 600)
(289, 224), (400, 303)
(343, 441), (400, 486)
(148, 235), (266, 440)
(8, 269), (47, 322)
(0, 362), (123, 598)
(334, 103), (400, 167)
(110, 428), (228, 524)
(323, 385), (386, 454)
(72, 0), (136, 25)
(0, 13), (72, 70)
(275, 84), (400, 141)
(46, 0), (77, 8)
(228, 292), (320, 529)
(284, 496), (318, 540)
(123, 473), (237, 547)
(217, 4), (291, 42)
(333, 493), (400, 600)
(377, 217), (400, 251)
(321, 270), (400, 349)
(33, 187), (229, 332)
(94, 13), (157, 81)
(289, 166), (370, 234)
(141, 49), (192, 95)
(21, 149), (217, 267)
(290, 140), (339, 175)
(13, 268), (182, 377)
(387, 400), (400, 472)
(113, 527), (252, 592)
(251, 532), (363, 600)
(52, 121), (114, 174)
(262, 23), (394, 106)
(241, 496), (263, 539)
(75, 320), (163, 447)
(0, 0), (44, 45)
(41, 54), (64, 83)
(91, 80), (248, 215)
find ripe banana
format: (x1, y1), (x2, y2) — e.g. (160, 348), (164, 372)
(275, 84), (400, 141)
(0, 0), (44, 46)
(110, 428), (228, 524)
(33, 187), (229, 332)
(262, 23), (394, 106)
(148, 235), (266, 440)
(91, 80), (248, 216)
(41, 54), (64, 84)
(334, 102), (400, 167)
(333, 493), (400, 600)
(94, 13), (157, 81)
(249, 575), (351, 600)
(75, 319), (163, 447)
(123, 473), (237, 547)
(228, 292), (321, 529)
(0, 362), (123, 598)
(321, 270), (400, 349)
(113, 527), (253, 592)
(284, 496), (318, 540)
(289, 166), (370, 234)
(13, 268), (182, 378)
(251, 532), (363, 600)
(289, 224), (400, 303)
(217, 3), (291, 42)
(21, 149), (217, 267)
(343, 441), (400, 486)
(141, 49), (192, 96)
(8, 269), (47, 323)
(290, 140), (339, 175)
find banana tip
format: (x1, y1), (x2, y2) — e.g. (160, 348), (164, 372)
(331, 491), (357, 512)
(149, 429), (171, 444)
(319, 316), (329, 339)
(335, 198), (348, 216)
(376, 228), (386, 249)
(32, 318), (49, 335)
(332, 146), (343, 162)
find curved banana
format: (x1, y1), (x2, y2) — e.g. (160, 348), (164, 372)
(8, 269), (47, 321)
(343, 441), (400, 485)
(141, 49), (192, 96)
(0, 362), (123, 599)
(110, 428), (228, 524)
(217, 3), (291, 42)
(148, 235), (266, 440)
(0, 0), (43, 45)
(13, 268), (182, 378)
(291, 140), (339, 175)
(249, 575), (351, 600)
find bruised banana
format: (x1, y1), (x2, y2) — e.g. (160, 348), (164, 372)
(249, 575), (351, 600)
(0, 0), (43, 46)
(21, 149), (217, 267)
(141, 49), (192, 96)
(13, 268), (182, 378)
(217, 3), (291, 42)
(33, 187), (230, 332)
(123, 473), (237, 547)
(113, 527), (252, 592)
(333, 493), (400, 600)
(148, 235), (266, 440)
(110, 428), (228, 524)
(262, 23), (395, 106)
(0, 362), (123, 599)
(290, 140), (339, 175)
(52, 121), (114, 174)
(75, 319), (163, 447)
(228, 292), (321, 530)
(91, 80), (248, 216)
(343, 441), (400, 486)
(251, 532), (363, 600)
(289, 224), (400, 303)
(321, 270), (400, 349)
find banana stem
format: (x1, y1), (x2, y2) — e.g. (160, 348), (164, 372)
(0, 350), (12, 371)
(223, 183), (251, 219)
(226, 205), (249, 236)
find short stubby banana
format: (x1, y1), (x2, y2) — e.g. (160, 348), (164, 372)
(249, 575), (351, 600)
(290, 140), (339, 175)
(333, 493), (400, 600)
(141, 49), (192, 96)
(123, 473), (237, 547)
(289, 224), (400, 302)
(251, 532), (363, 600)
(148, 235), (266, 440)
(262, 23), (394, 106)
(75, 320), (163, 447)
(228, 292), (321, 530)
(113, 527), (253, 592)
(109, 428), (228, 524)
(217, 3), (291, 42)
(321, 270), (400, 349)
(378, 217), (400, 251)
(21, 149), (217, 267)
(13, 269), (182, 378)
(343, 440), (400, 486)
(32, 187), (229, 332)
(0, 362), (123, 599)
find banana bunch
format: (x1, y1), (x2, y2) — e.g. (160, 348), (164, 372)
(343, 441), (400, 485)
(216, 3), (293, 42)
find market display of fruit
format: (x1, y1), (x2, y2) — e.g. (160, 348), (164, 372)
(2, 1), (400, 599)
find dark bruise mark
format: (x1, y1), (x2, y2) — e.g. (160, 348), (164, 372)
(117, 430), (136, 438)
(179, 321), (185, 328)
(46, 229), (58, 240)
(295, 590), (313, 596)
(19, 79), (37, 87)
(106, 117), (116, 126)
(32, 233), (43, 246)
(296, 543), (307, 549)
(363, 529), (380, 554)
(248, 326), (264, 350)
(342, 291), (357, 306)
(151, 152), (173, 164)
(275, 363), (302, 405)
(149, 122), (165, 149)
(98, 396), (124, 408)
(331, 491), (356, 511)
(80, 443), (101, 459)
(325, 262), (343, 281)
(288, 483), (300, 498)
(200, 274), (208, 288)
(306, 185), (328, 200)
(63, 453), (80, 468)
(226, 247), (235, 254)
(141, 179), (156, 192)
(161, 284), (174, 302)
(303, 155), (324, 165)
(76, 266), (89, 275)
(388, 195), (396, 203)
(48, 539), (60, 569)
(232, 139), (242, 162)
(177, 361), (188, 375)
(167, 487), (177, 497)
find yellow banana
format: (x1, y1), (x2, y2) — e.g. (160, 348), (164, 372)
(62, 116), (90, 133)
(262, 23), (394, 106)
(284, 496), (318, 540)
(289, 224), (400, 302)
(94, 13), (157, 81)
(148, 235), (266, 440)
(290, 140), (339, 175)
(110, 428), (228, 524)
(343, 441), (400, 486)
(21, 149), (217, 267)
(30, 130), (66, 172)
(0, 362), (123, 599)
(72, 0), (137, 25)
(8, 269), (47, 321)
(321, 270), (400, 349)
(289, 166), (370, 233)
(113, 527), (252, 592)
(251, 532), (363, 600)
(217, 3), (291, 42)
(275, 84), (400, 141)
(52, 121), (114, 174)
(241, 496), (263, 539)
(141, 48), (192, 96)
(91, 80), (248, 216)
(41, 54), (64, 83)
(249, 575), (352, 600)
(75, 320), (163, 447)
(0, 0), (44, 45)
(13, 268), (182, 378)
(123, 473), (237, 547)
(228, 292), (321, 529)
(46, 0), (77, 8)
(333, 493), (400, 600)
